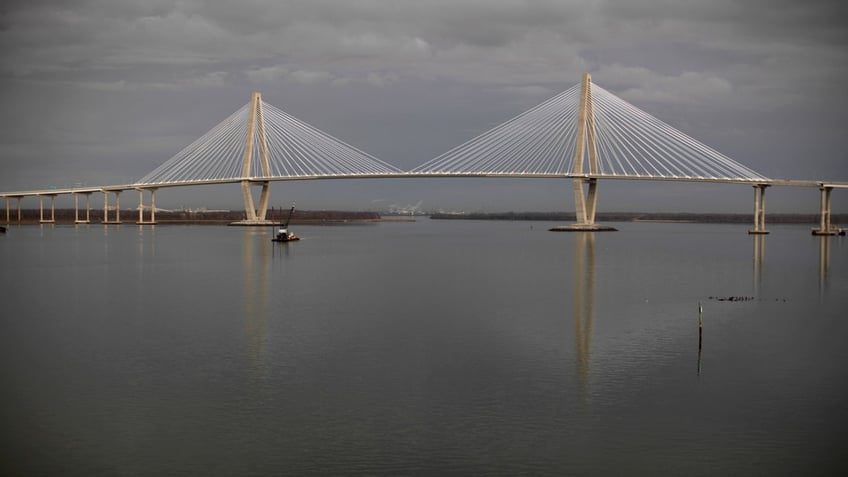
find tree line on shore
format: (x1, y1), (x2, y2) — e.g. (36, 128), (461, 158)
(430, 211), (847, 224)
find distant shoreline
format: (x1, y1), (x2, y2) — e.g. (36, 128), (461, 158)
(430, 211), (847, 224)
(3, 209), (388, 225)
(3, 209), (844, 225)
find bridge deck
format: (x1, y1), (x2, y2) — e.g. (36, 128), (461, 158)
(3, 173), (846, 199)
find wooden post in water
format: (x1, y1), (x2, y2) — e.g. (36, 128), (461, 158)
(697, 302), (703, 375)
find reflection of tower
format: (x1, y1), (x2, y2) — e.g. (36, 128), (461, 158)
(818, 236), (830, 296)
(243, 229), (272, 384)
(573, 232), (596, 402)
(752, 234), (764, 296)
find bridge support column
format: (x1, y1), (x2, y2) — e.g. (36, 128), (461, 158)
(74, 192), (91, 224)
(571, 178), (601, 226)
(136, 189), (158, 225)
(748, 184), (769, 235)
(49, 195), (56, 223)
(585, 178), (599, 225)
(103, 190), (123, 224)
(241, 180), (257, 221)
(551, 73), (615, 232)
(39, 195), (55, 223)
(238, 180), (272, 224)
(257, 181), (271, 221)
(812, 186), (842, 235)
(232, 92), (274, 226)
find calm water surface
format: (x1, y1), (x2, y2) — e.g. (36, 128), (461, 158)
(1, 220), (846, 476)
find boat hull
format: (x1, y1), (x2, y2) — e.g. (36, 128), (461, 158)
(272, 234), (300, 242)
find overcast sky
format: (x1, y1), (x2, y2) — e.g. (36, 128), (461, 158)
(1, 0), (846, 213)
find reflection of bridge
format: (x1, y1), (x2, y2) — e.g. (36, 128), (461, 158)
(2, 74), (845, 234)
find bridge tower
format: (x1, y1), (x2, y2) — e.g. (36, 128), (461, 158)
(236, 92), (273, 225)
(552, 73), (616, 232)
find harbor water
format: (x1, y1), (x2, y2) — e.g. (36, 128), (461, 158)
(1, 220), (846, 475)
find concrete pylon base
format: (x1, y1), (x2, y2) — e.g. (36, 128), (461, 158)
(812, 228), (845, 236)
(229, 220), (276, 226)
(549, 224), (618, 232)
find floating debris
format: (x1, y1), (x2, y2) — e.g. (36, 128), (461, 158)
(707, 296), (788, 303)
(708, 296), (755, 302)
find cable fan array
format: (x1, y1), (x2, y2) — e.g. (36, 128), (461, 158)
(413, 82), (769, 182)
(590, 84), (768, 181)
(138, 104), (252, 184)
(137, 81), (769, 185)
(137, 99), (401, 186)
(411, 84), (582, 175)
(258, 102), (401, 177)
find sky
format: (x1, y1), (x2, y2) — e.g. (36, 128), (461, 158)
(1, 0), (847, 213)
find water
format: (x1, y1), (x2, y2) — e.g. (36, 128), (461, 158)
(1, 220), (846, 476)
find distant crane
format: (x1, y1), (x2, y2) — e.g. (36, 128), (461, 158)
(271, 205), (299, 242)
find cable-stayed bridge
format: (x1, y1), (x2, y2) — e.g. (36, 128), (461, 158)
(2, 74), (845, 234)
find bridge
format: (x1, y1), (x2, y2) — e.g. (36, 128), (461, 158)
(2, 74), (845, 235)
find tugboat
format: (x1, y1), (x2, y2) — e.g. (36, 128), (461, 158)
(272, 206), (300, 242)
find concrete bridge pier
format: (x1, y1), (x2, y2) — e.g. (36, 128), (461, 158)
(812, 186), (843, 235)
(233, 180), (274, 225)
(74, 192), (92, 224)
(136, 188), (158, 225)
(574, 177), (599, 226)
(39, 195), (56, 223)
(748, 184), (770, 235)
(5, 197), (22, 224)
(102, 190), (123, 224)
